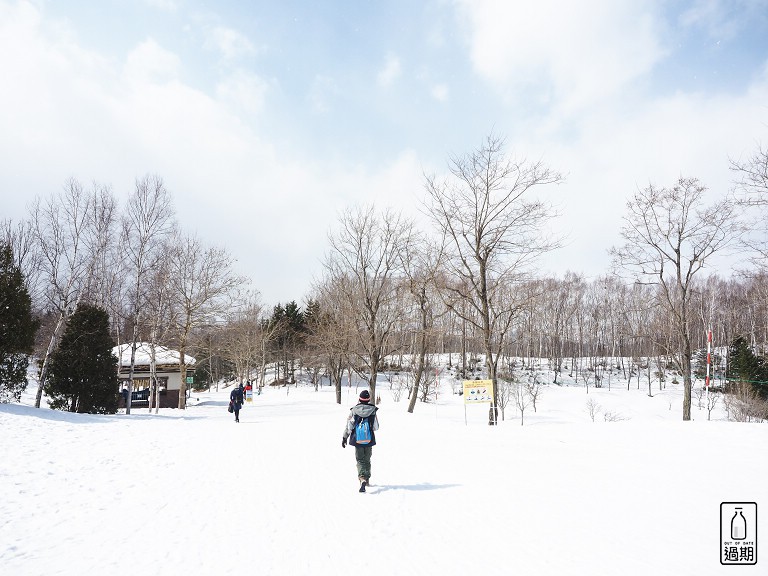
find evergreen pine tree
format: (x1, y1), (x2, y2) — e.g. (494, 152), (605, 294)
(303, 299), (320, 328)
(284, 301), (306, 381)
(0, 243), (39, 402)
(46, 303), (119, 413)
(727, 336), (768, 399)
(284, 300), (306, 348)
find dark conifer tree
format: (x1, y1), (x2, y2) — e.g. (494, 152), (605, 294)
(268, 302), (307, 382)
(0, 243), (39, 402)
(727, 335), (768, 399)
(284, 300), (306, 347)
(303, 299), (320, 329)
(46, 303), (119, 413)
(284, 301), (306, 381)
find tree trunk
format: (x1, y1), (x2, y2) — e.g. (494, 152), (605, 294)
(178, 334), (188, 409)
(369, 350), (379, 405)
(126, 319), (140, 415)
(682, 339), (693, 421)
(647, 363), (653, 398)
(407, 300), (429, 414)
(35, 313), (66, 408)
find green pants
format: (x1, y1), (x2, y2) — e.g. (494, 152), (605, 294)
(355, 445), (373, 480)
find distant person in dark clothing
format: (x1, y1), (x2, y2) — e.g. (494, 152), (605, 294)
(230, 385), (244, 423)
(341, 390), (379, 492)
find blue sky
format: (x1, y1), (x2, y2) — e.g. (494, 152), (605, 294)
(2, 0), (768, 306)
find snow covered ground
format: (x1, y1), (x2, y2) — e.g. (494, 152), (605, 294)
(1, 371), (765, 576)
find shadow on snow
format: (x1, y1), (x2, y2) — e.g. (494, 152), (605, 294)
(372, 483), (461, 493)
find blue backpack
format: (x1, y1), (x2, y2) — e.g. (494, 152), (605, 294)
(355, 416), (372, 445)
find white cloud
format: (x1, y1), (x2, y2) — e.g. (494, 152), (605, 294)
(531, 63), (768, 279)
(3, 0), (766, 304)
(454, 0), (667, 114)
(123, 38), (181, 85)
(204, 26), (257, 60)
(215, 70), (269, 117)
(0, 1), (429, 304)
(143, 0), (179, 12)
(679, 0), (765, 40)
(377, 54), (401, 87)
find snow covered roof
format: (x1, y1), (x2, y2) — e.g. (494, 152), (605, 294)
(112, 343), (196, 367)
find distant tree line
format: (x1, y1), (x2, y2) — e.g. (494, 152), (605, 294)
(2, 136), (768, 421)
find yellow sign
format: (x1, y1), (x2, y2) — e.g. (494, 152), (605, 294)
(463, 379), (494, 403)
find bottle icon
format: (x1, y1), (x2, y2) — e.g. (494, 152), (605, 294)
(731, 508), (747, 540)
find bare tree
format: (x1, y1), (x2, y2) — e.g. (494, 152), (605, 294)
(388, 373), (410, 402)
(257, 310), (286, 391)
(424, 134), (563, 423)
(167, 233), (243, 409)
(514, 380), (532, 426)
(732, 143), (768, 264)
(323, 205), (411, 403)
(723, 381), (768, 422)
(194, 326), (226, 392)
(81, 184), (119, 309)
(610, 177), (738, 420)
(400, 233), (444, 413)
(220, 290), (262, 386)
(121, 175), (174, 414)
(309, 280), (354, 404)
(731, 144), (768, 202)
(705, 389), (720, 421)
(2, 218), (43, 306)
(30, 179), (116, 408)
(540, 274), (580, 384)
(603, 410), (628, 422)
(495, 378), (515, 421)
(144, 250), (176, 412)
(525, 372), (543, 412)
(585, 397), (601, 422)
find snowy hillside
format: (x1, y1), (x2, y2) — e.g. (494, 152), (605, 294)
(1, 370), (765, 576)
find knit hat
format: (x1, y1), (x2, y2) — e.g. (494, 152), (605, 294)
(359, 390), (370, 403)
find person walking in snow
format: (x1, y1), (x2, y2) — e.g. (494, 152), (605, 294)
(341, 389), (379, 492)
(230, 385), (244, 423)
